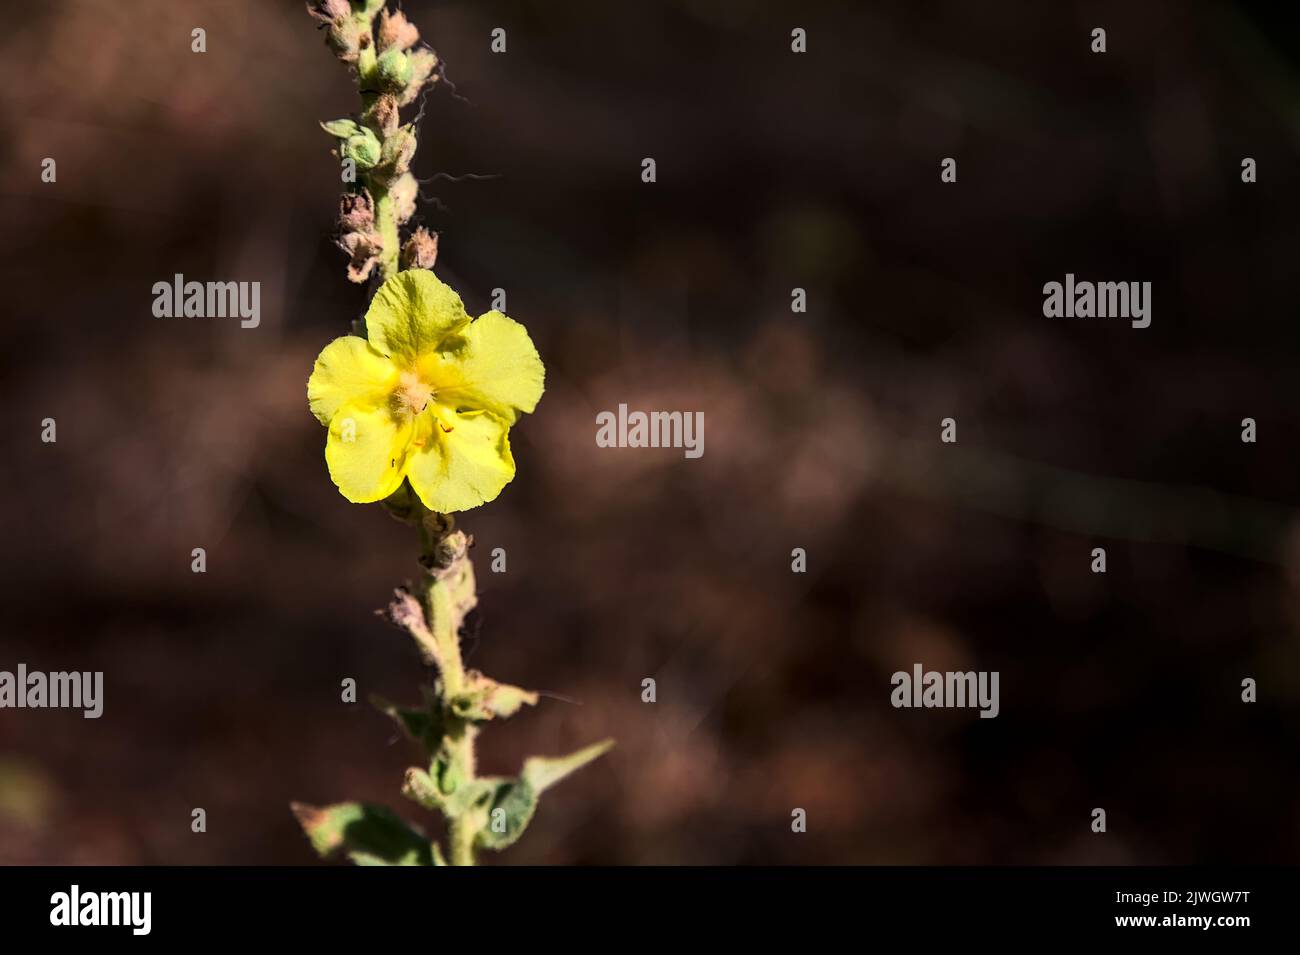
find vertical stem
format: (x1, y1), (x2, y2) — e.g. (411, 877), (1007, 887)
(372, 184), (401, 281)
(420, 507), (480, 866)
(426, 568), (465, 695)
(449, 816), (477, 867)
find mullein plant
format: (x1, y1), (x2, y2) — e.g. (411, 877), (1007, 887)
(293, 0), (612, 867)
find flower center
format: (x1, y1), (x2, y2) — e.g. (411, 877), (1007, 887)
(394, 370), (434, 416)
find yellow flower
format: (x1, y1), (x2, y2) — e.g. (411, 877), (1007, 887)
(307, 270), (544, 512)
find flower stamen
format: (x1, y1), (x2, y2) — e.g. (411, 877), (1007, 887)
(394, 370), (433, 416)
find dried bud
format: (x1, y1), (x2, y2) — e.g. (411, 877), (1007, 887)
(305, 0), (350, 25)
(377, 125), (417, 181)
(378, 9), (420, 52)
(338, 189), (374, 232)
(389, 172), (419, 224)
(399, 49), (439, 107)
(401, 228), (439, 270)
(325, 17), (363, 63)
(338, 230), (384, 283)
(363, 94), (400, 136)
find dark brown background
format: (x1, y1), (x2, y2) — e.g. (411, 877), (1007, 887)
(1, 0), (1298, 864)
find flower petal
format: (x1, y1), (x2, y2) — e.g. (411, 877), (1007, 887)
(308, 336), (398, 425)
(425, 311), (544, 423)
(405, 409), (516, 512)
(364, 269), (469, 366)
(325, 400), (414, 503)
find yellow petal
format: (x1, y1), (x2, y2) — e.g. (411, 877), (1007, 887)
(424, 310), (544, 424)
(364, 269), (469, 366)
(308, 336), (398, 425)
(405, 409), (516, 513)
(325, 400), (414, 504)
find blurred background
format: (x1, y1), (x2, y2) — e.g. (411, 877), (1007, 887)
(1, 0), (1299, 864)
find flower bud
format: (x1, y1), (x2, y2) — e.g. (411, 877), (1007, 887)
(342, 127), (383, 169)
(338, 189), (374, 232)
(378, 9), (420, 52)
(376, 48), (413, 92)
(401, 228), (439, 270)
(399, 49), (439, 106)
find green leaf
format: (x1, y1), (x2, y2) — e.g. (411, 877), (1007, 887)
(474, 778), (537, 851)
(523, 739), (615, 794)
(475, 739), (614, 852)
(291, 801), (436, 866)
(320, 118), (361, 139)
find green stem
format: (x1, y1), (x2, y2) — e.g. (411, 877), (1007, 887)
(353, 11), (399, 283)
(419, 508), (480, 865)
(449, 815), (477, 867)
(372, 184), (401, 281)
(426, 568), (464, 696)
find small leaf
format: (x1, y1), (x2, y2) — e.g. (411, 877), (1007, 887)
(291, 801), (435, 866)
(523, 739), (615, 794)
(372, 693), (440, 751)
(320, 118), (361, 138)
(474, 778), (537, 851)
(450, 671), (539, 722)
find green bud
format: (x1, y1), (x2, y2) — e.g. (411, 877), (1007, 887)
(376, 48), (412, 92)
(342, 128), (382, 169)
